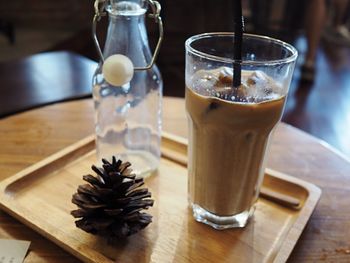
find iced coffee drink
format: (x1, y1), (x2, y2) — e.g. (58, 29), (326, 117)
(185, 33), (297, 229)
(187, 68), (285, 222)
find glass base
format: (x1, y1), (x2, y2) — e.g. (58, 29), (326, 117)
(192, 204), (255, 229)
(97, 150), (159, 178)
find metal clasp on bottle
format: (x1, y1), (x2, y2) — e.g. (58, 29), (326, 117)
(92, 0), (164, 71)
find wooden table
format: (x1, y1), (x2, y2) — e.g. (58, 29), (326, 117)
(0, 98), (350, 262)
(0, 51), (95, 118)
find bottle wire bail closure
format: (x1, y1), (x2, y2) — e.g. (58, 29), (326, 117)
(92, 0), (164, 71)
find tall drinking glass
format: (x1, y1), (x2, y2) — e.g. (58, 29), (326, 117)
(185, 33), (297, 229)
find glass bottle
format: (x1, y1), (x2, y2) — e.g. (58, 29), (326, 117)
(92, 0), (163, 176)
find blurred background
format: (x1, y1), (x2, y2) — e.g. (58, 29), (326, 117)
(0, 0), (350, 157)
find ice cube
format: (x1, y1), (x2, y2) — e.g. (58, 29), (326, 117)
(242, 71), (281, 102)
(191, 69), (220, 96)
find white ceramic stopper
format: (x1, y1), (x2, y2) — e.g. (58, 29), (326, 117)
(102, 54), (134, 86)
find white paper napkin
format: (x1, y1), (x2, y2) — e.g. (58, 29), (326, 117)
(0, 239), (30, 263)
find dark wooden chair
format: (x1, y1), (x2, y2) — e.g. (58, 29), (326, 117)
(0, 19), (15, 44)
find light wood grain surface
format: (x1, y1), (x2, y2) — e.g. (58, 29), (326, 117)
(0, 133), (320, 263)
(0, 97), (350, 262)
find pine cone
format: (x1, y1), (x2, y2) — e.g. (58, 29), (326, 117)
(71, 157), (154, 240)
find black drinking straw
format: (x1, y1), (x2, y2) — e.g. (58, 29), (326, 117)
(233, 0), (244, 88)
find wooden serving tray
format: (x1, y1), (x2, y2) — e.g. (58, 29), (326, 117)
(0, 133), (321, 263)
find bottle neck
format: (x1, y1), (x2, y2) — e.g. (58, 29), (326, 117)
(103, 13), (152, 67)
